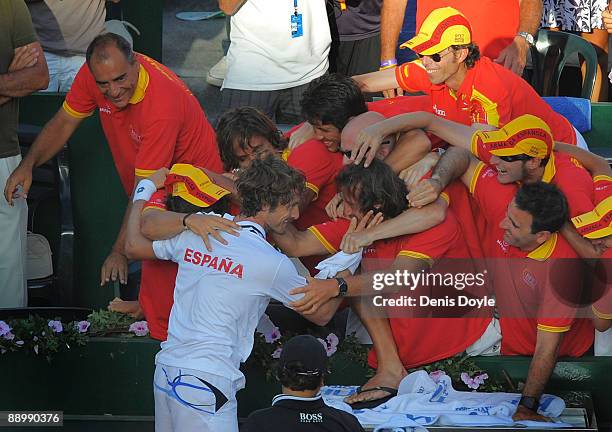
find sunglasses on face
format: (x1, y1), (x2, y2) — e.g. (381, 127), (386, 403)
(416, 49), (453, 63)
(497, 154), (533, 163)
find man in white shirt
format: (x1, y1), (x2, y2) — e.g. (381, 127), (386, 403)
(126, 158), (339, 432)
(218, 0), (331, 123)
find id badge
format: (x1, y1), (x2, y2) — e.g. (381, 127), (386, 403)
(291, 13), (303, 38)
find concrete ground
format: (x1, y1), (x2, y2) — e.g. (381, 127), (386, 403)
(163, 0), (227, 123)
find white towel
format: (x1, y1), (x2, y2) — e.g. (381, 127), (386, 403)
(322, 371), (572, 429)
(314, 251), (362, 279)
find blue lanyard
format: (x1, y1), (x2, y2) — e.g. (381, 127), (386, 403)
(294, 0), (299, 15)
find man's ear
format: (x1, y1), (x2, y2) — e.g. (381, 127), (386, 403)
(534, 230), (552, 246)
(524, 158), (543, 170)
(455, 47), (469, 63)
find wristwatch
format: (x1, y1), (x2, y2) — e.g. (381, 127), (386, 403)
(517, 31), (535, 46)
(518, 395), (540, 411)
(334, 277), (348, 298)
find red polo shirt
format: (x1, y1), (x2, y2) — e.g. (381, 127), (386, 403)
(360, 212), (491, 369)
(470, 163), (594, 356)
(592, 249), (612, 321)
(395, 57), (576, 144)
(64, 53), (223, 193)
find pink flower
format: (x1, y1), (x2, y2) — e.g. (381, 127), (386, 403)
(271, 347), (282, 359)
(318, 334), (338, 357)
(75, 321), (90, 333)
(48, 320), (63, 333)
(460, 372), (480, 390)
(429, 370), (446, 383)
(264, 326), (281, 344)
(0, 320), (11, 337)
(473, 373), (488, 385)
(129, 321), (149, 337)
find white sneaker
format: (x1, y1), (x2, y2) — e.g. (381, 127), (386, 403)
(206, 56), (226, 87)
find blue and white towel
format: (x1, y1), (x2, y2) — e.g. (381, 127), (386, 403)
(322, 371), (571, 430)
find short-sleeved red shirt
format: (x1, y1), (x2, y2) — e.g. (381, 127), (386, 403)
(64, 53), (223, 193)
(470, 163), (594, 356)
(592, 248), (612, 320)
(307, 218), (352, 255)
(367, 95), (432, 118)
(395, 57), (576, 145)
(361, 212), (491, 369)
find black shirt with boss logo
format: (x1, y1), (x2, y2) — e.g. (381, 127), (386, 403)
(243, 394), (364, 432)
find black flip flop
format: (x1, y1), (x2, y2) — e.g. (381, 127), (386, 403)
(346, 386), (398, 410)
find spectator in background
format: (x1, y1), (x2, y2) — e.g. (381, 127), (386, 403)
(0, 0), (49, 307)
(243, 335), (364, 432)
(218, 0), (331, 124)
(541, 0), (610, 101)
(328, 0), (383, 76)
(25, 0), (122, 92)
(379, 0), (542, 97)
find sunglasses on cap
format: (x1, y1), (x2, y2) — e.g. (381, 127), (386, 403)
(416, 49), (453, 63)
(497, 154), (533, 163)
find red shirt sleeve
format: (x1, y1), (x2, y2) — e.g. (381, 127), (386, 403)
(470, 162), (517, 223)
(307, 218), (351, 254)
(287, 139), (339, 199)
(395, 61), (432, 94)
(63, 65), (97, 118)
(553, 154), (596, 218)
(143, 190), (167, 211)
(593, 175), (612, 204)
(396, 217), (459, 265)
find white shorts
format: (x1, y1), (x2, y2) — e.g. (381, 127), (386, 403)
(154, 363), (239, 432)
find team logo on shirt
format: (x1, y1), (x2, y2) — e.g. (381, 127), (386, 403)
(183, 248), (244, 279)
(129, 125), (143, 143)
(433, 104), (446, 117)
(522, 269), (538, 289)
(99, 105), (111, 115)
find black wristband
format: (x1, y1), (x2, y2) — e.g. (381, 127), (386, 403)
(182, 213), (193, 229)
(518, 395), (540, 411)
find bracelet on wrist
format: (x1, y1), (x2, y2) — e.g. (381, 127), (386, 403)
(379, 58), (398, 70)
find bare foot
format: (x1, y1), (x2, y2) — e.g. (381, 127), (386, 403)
(344, 367), (407, 405)
(108, 297), (145, 319)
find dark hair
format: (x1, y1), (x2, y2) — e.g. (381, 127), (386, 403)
(300, 73), (367, 131)
(237, 156), (305, 217)
(515, 182), (568, 234)
(452, 43), (480, 69)
(216, 107), (287, 171)
(165, 195), (230, 215)
(277, 361), (325, 391)
(335, 159), (407, 219)
(86, 33), (135, 66)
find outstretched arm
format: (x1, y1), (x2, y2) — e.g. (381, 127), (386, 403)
(555, 142), (612, 178)
(512, 329), (563, 422)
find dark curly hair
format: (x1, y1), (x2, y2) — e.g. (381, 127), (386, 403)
(237, 156), (305, 217)
(216, 107), (287, 171)
(515, 182), (568, 234)
(335, 159), (407, 219)
(300, 73), (367, 131)
(452, 42), (480, 69)
(277, 361), (326, 391)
